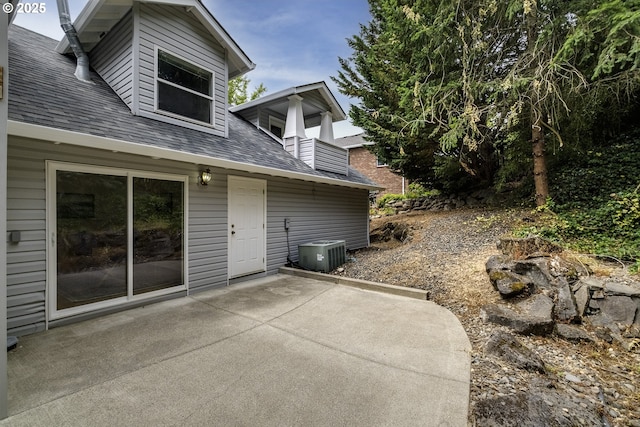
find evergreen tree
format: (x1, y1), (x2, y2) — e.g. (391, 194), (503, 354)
(334, 0), (640, 205)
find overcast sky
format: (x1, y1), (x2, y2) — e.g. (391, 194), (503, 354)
(12, 0), (371, 137)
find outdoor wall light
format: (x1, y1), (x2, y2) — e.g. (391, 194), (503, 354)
(200, 168), (212, 186)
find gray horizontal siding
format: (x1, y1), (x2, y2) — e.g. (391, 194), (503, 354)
(137, 3), (226, 136)
(283, 136), (296, 157)
(7, 138), (46, 336)
(314, 139), (348, 175)
(299, 138), (314, 169)
(188, 173), (228, 292)
(90, 11), (134, 108)
(266, 176), (369, 274)
(7, 137), (369, 336)
(6, 136), (229, 335)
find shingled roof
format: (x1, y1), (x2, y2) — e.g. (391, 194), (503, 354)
(7, 25), (376, 189)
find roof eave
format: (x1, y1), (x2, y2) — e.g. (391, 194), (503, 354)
(230, 81), (346, 122)
(7, 120), (380, 191)
(54, 0), (255, 77)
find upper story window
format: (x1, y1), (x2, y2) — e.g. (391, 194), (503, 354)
(156, 49), (214, 125)
(376, 156), (388, 167)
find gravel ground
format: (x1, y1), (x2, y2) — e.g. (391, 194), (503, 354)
(332, 208), (640, 426)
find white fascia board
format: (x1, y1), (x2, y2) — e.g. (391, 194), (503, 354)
(229, 87), (297, 112)
(231, 82), (346, 122)
(340, 142), (374, 149)
(54, 0), (256, 78)
(189, 2), (255, 78)
(8, 121), (380, 191)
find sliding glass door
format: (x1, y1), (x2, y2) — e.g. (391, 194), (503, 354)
(50, 163), (187, 318)
(133, 177), (184, 295)
(56, 171), (128, 310)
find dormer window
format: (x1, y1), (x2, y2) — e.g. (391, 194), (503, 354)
(156, 49), (214, 125)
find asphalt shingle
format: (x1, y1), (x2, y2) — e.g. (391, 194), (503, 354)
(7, 25), (374, 187)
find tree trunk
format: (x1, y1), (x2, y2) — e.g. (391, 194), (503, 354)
(532, 116), (549, 207)
(527, 1), (549, 207)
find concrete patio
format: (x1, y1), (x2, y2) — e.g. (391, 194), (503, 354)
(2, 272), (471, 426)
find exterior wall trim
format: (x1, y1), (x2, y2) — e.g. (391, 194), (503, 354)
(8, 120), (381, 191)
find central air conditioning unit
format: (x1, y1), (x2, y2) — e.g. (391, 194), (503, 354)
(298, 240), (346, 273)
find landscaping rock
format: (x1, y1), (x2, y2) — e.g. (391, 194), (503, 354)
(597, 296), (638, 325)
(579, 276), (604, 290)
(573, 283), (590, 317)
(485, 330), (546, 373)
(481, 304), (555, 336)
(554, 278), (579, 323)
(485, 254), (515, 273)
(370, 222), (411, 243)
(556, 324), (593, 342)
(488, 270), (533, 298)
(513, 257), (556, 290)
(518, 293), (554, 320)
(603, 281), (640, 297)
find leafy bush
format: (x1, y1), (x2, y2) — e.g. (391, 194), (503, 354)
(376, 184), (440, 208)
(516, 134), (640, 272)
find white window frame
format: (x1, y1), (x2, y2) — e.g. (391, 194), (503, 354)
(46, 161), (189, 320)
(154, 47), (215, 127)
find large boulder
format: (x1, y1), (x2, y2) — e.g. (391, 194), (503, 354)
(519, 294), (554, 320)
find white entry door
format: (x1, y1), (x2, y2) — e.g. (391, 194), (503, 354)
(228, 176), (266, 278)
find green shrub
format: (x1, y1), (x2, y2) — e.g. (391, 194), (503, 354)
(377, 193), (405, 208)
(376, 184), (440, 208)
(516, 135), (640, 273)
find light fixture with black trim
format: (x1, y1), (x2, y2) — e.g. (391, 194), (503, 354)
(200, 168), (212, 186)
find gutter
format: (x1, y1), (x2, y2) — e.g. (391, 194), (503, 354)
(56, 0), (91, 82)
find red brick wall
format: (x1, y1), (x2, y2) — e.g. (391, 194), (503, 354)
(349, 147), (405, 196)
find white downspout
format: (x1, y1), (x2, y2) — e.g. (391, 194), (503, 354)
(56, 0), (91, 82)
